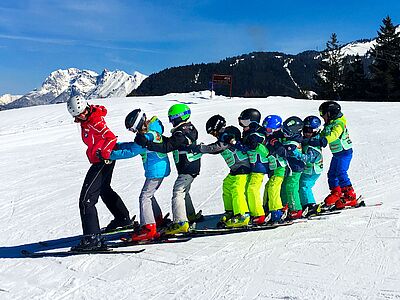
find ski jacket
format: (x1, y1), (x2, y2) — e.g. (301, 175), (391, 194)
(280, 134), (305, 173)
(300, 134), (323, 175)
(197, 129), (251, 176)
(79, 105), (117, 164)
(242, 123), (269, 174)
(145, 121), (201, 177)
(109, 117), (171, 179)
(322, 115), (353, 154)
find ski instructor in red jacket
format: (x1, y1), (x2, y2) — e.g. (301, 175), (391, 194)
(67, 96), (132, 252)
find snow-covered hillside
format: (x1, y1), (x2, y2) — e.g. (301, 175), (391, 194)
(0, 94), (399, 299)
(3, 68), (147, 110)
(0, 94), (22, 106)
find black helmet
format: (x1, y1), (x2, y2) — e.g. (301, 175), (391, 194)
(238, 108), (261, 127)
(319, 101), (342, 120)
(125, 109), (146, 132)
(282, 116), (303, 137)
(223, 125), (242, 142)
(206, 115), (226, 134)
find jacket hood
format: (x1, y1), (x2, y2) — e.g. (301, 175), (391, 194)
(148, 116), (164, 134)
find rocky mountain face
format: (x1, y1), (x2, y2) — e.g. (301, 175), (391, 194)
(2, 68), (147, 110)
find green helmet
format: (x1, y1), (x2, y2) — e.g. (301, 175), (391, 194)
(168, 103), (191, 126)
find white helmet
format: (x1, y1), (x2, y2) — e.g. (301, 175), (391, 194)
(67, 95), (88, 117)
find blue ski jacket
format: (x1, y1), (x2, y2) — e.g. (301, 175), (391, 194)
(110, 117), (171, 179)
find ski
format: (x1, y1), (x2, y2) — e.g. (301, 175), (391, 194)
(186, 221), (293, 237)
(21, 248), (145, 258)
(107, 236), (192, 248)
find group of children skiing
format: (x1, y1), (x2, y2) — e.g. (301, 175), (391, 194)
(66, 96), (357, 251)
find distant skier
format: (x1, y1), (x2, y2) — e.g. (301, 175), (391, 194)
(134, 103), (202, 235)
(109, 109), (171, 241)
(188, 115), (251, 228)
(297, 116), (324, 216)
(310, 101), (356, 208)
(66, 96), (132, 252)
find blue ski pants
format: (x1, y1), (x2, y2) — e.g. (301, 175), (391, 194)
(327, 149), (353, 189)
(299, 173), (321, 206)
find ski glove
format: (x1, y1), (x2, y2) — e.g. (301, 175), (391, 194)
(308, 137), (328, 148)
(186, 143), (201, 154)
(96, 149), (112, 164)
(134, 134), (148, 147)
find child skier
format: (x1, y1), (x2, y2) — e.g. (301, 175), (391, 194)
(261, 115), (288, 223)
(280, 116), (305, 219)
(66, 96), (132, 252)
(311, 101), (356, 208)
(109, 109), (171, 241)
(134, 103), (202, 234)
(237, 108), (268, 224)
(189, 115), (251, 228)
(298, 116), (324, 216)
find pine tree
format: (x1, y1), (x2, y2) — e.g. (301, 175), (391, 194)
(316, 33), (345, 100)
(367, 16), (400, 101)
(342, 55), (368, 100)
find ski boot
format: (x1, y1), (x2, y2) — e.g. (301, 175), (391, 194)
(224, 213), (250, 228)
(287, 210), (303, 220)
(164, 221), (189, 235)
(102, 216), (134, 233)
(71, 234), (107, 252)
(156, 213), (173, 230)
(188, 210), (204, 224)
(302, 203), (321, 217)
(324, 186), (342, 208)
(335, 186), (357, 209)
(216, 210), (234, 228)
(267, 209), (286, 224)
(251, 215), (266, 225)
(129, 223), (160, 242)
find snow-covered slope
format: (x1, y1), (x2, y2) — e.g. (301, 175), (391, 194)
(0, 93), (22, 106)
(4, 68), (147, 110)
(0, 95), (399, 299)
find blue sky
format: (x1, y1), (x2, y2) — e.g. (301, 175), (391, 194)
(1, 0), (400, 95)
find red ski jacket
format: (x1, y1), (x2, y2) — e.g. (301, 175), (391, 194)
(79, 105), (117, 164)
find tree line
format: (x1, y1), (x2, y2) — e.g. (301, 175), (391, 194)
(318, 16), (400, 101)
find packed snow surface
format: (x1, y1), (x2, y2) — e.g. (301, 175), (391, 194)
(0, 94), (399, 299)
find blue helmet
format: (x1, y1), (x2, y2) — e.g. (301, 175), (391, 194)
(262, 115), (282, 132)
(303, 115), (322, 134)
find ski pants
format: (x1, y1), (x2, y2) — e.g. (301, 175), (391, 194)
(222, 174), (249, 215)
(328, 149), (353, 189)
(281, 171), (302, 211)
(246, 172), (266, 217)
(263, 166), (285, 211)
(172, 174), (196, 222)
(299, 173), (321, 206)
(79, 161), (130, 235)
(139, 178), (163, 225)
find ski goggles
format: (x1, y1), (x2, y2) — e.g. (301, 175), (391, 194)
(128, 113), (146, 132)
(168, 110), (190, 123)
(238, 118), (251, 128)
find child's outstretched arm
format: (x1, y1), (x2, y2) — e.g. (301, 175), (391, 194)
(109, 142), (145, 160)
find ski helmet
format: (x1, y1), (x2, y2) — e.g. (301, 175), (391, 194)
(282, 116), (303, 137)
(67, 95), (88, 117)
(222, 126), (242, 142)
(238, 108), (261, 127)
(168, 103), (191, 126)
(262, 115), (282, 133)
(319, 101), (342, 120)
(303, 115), (322, 135)
(206, 115), (226, 134)
(125, 109), (146, 132)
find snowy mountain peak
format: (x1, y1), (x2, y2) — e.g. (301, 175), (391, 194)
(3, 68), (147, 110)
